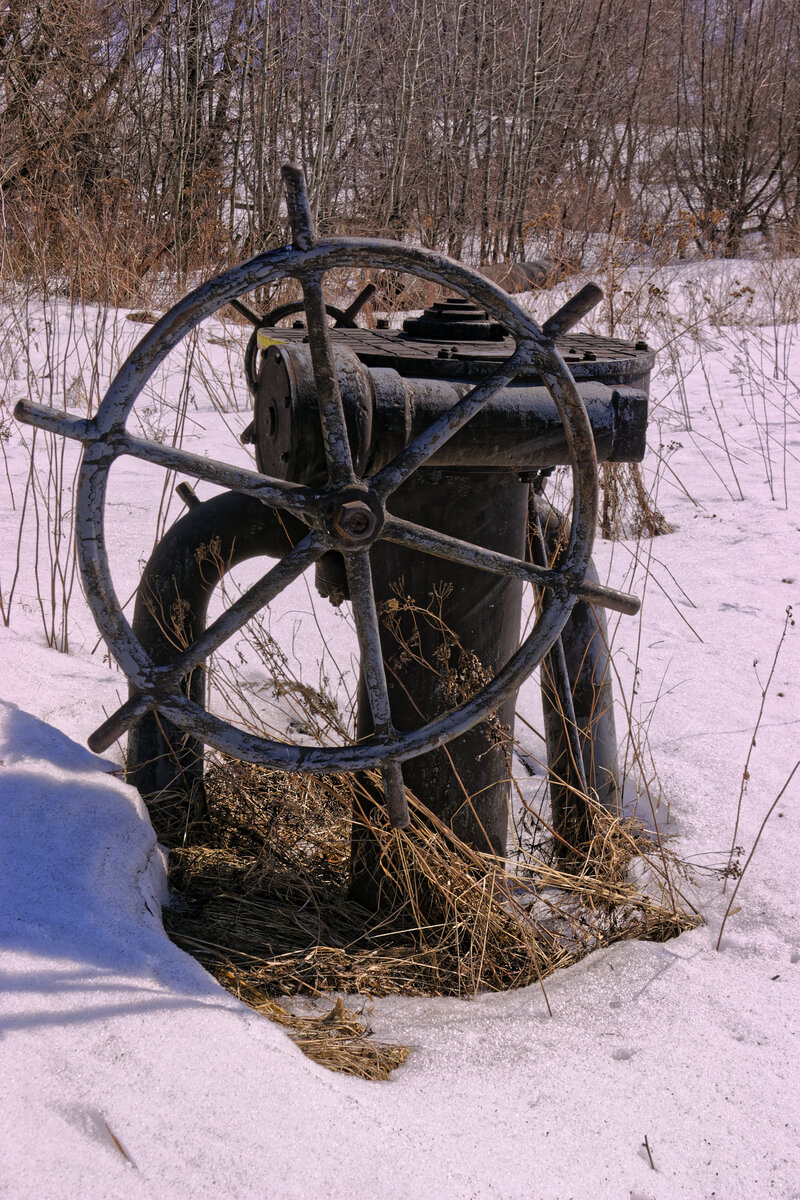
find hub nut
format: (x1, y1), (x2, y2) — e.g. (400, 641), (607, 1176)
(332, 499), (377, 543)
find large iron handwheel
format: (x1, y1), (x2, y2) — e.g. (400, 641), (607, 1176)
(15, 164), (633, 828)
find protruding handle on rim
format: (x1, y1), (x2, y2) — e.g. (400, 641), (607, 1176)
(542, 283), (604, 340)
(281, 163), (315, 251)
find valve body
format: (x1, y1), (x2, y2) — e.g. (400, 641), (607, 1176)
(249, 310), (652, 889)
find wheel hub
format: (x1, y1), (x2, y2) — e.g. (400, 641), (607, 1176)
(325, 488), (384, 547)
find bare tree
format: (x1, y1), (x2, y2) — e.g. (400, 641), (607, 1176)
(668, 0), (800, 256)
(2, 0), (800, 301)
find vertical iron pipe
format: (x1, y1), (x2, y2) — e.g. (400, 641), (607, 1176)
(351, 468), (529, 906)
(532, 496), (621, 848)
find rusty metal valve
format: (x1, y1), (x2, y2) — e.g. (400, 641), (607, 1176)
(14, 163), (647, 847)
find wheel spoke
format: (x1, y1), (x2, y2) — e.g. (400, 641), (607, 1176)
(343, 549), (409, 828)
(296, 271), (357, 485)
(282, 163), (356, 487)
(336, 282), (376, 326)
(381, 516), (640, 615)
(16, 400), (318, 514)
(158, 530), (325, 683)
(380, 760), (411, 830)
(110, 431), (316, 515)
(88, 691), (155, 754)
(229, 297), (262, 326)
(371, 350), (532, 500)
(344, 551), (394, 730)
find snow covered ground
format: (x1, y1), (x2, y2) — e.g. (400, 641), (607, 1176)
(1, 262), (798, 1198)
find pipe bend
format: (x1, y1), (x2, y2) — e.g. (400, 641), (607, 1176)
(127, 490), (306, 797)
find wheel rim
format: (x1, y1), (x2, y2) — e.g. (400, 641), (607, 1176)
(76, 237), (598, 780)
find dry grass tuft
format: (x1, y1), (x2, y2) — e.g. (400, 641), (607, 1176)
(218, 979), (408, 1081)
(139, 504), (701, 1080)
(148, 755), (699, 1079)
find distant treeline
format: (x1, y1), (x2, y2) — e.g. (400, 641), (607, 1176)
(2, 0), (799, 296)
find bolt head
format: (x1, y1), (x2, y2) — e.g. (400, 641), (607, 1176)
(332, 499), (377, 543)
